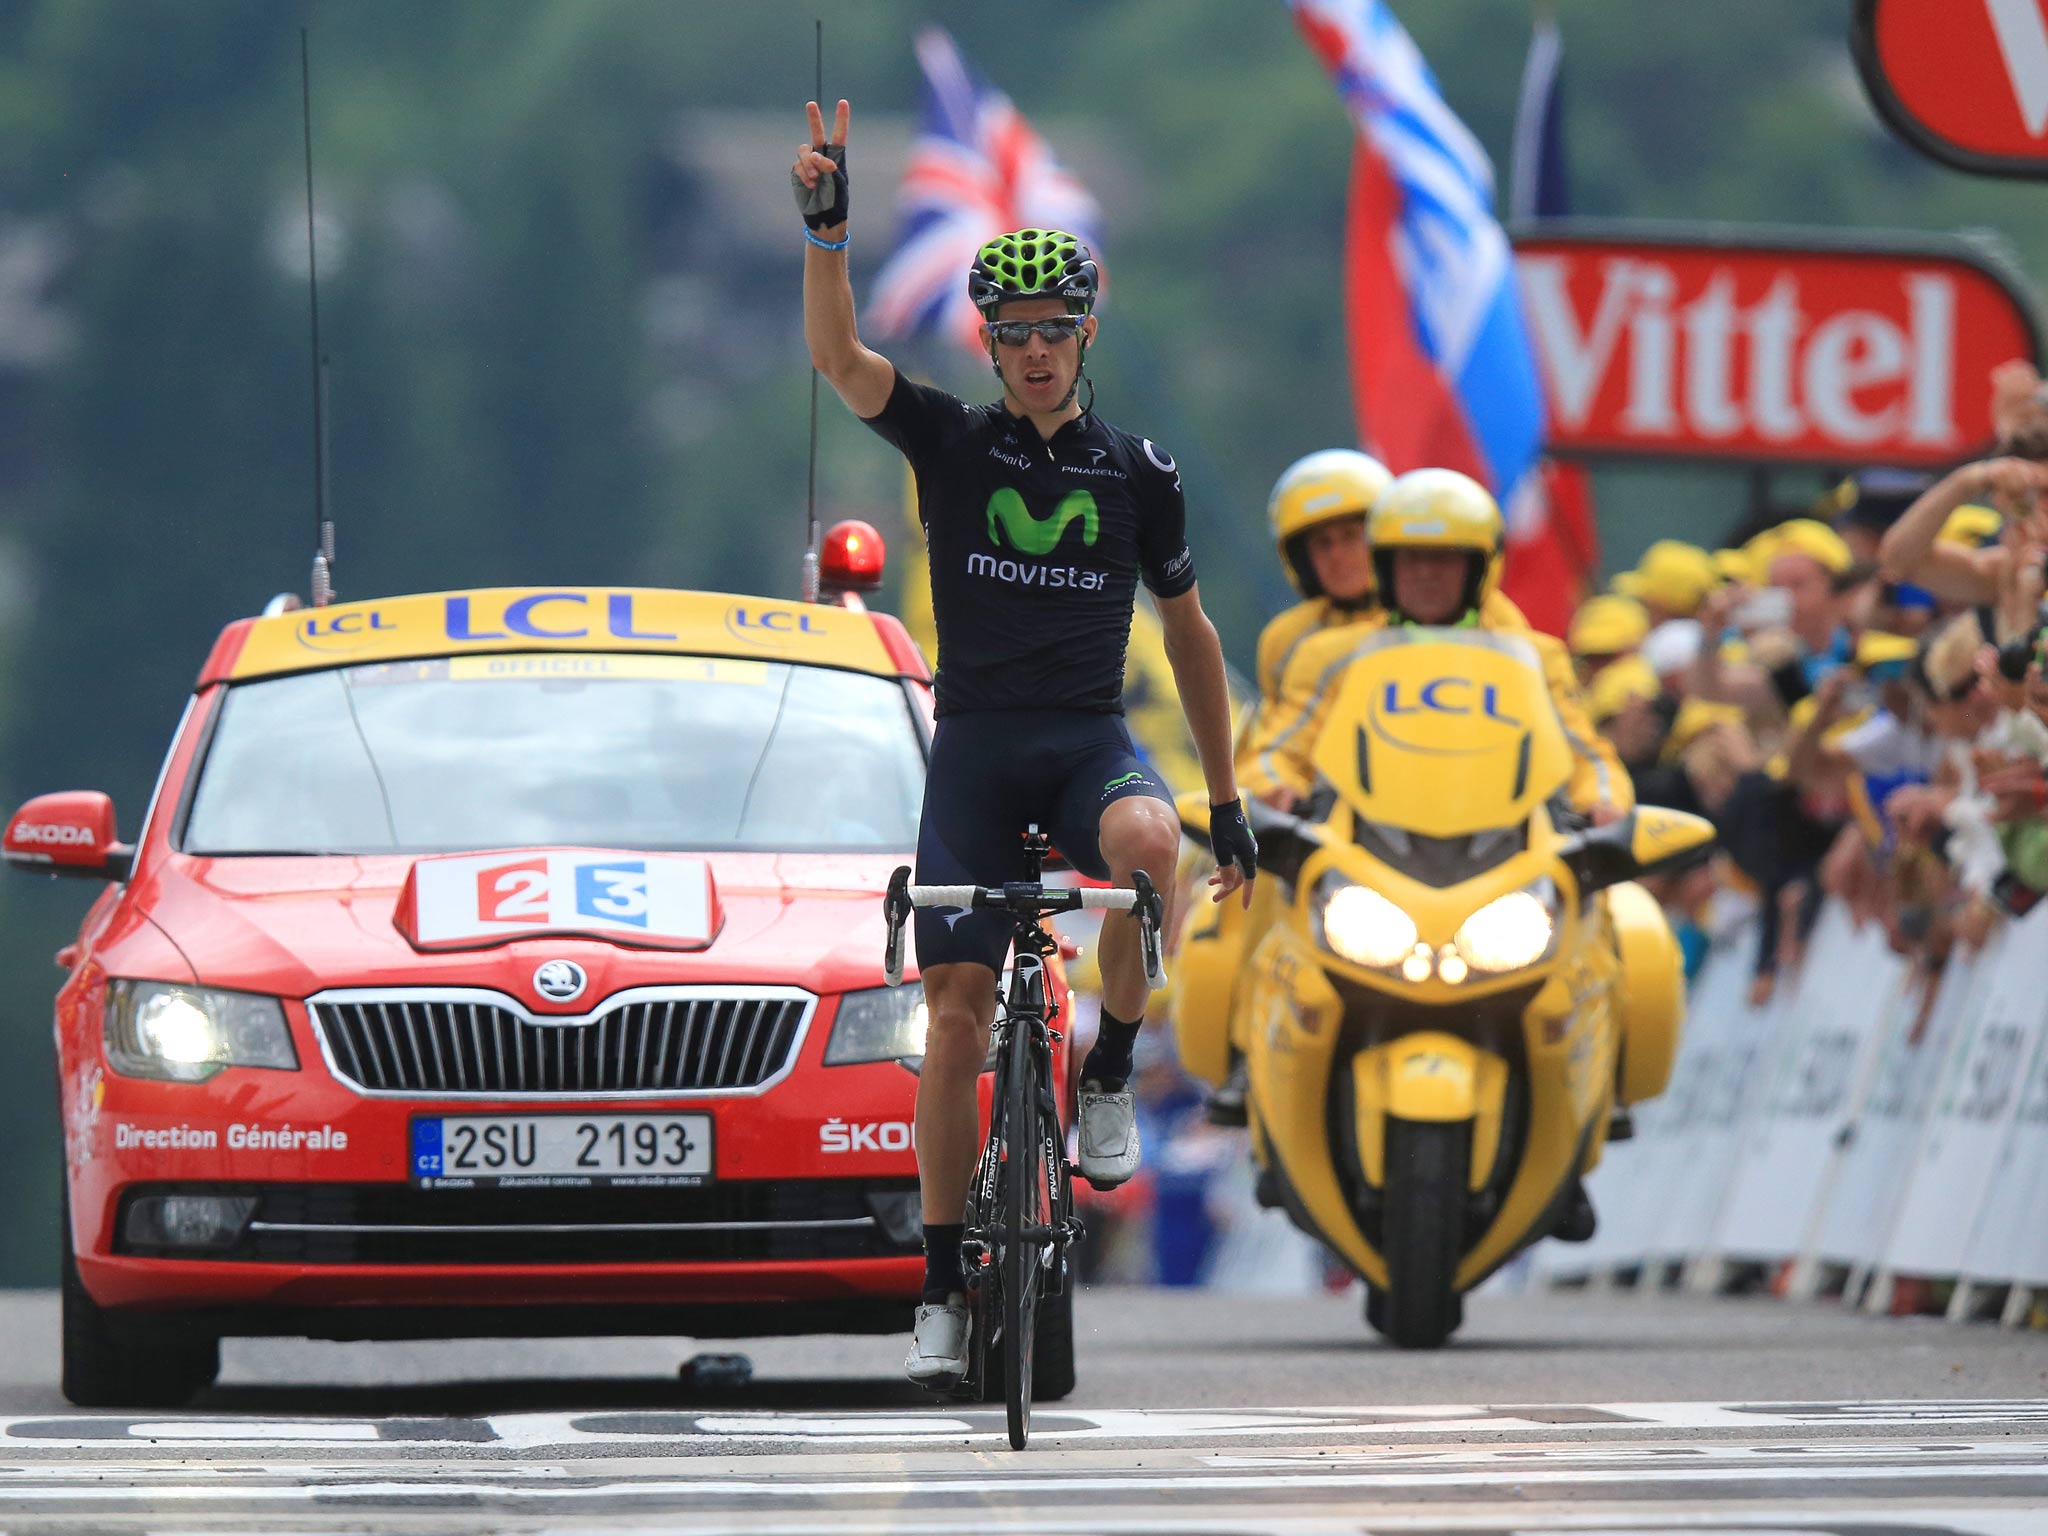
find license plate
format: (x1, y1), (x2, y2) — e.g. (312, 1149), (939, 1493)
(410, 1113), (713, 1189)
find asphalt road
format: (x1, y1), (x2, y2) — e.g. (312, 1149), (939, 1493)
(3, 1282), (2046, 1533)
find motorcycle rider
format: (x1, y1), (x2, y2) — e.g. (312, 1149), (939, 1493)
(1203, 456), (1547, 1122)
(1243, 467), (1628, 1241)
(1244, 468), (1628, 827)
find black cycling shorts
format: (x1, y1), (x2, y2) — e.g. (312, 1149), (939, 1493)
(915, 709), (1175, 973)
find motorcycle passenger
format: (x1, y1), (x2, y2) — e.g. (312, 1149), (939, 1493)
(1256, 449), (1392, 713)
(1195, 452), (1385, 1124)
(1245, 468), (1630, 827)
(793, 101), (1257, 1390)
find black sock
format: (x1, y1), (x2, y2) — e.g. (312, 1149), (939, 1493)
(921, 1223), (965, 1303)
(1080, 1009), (1143, 1092)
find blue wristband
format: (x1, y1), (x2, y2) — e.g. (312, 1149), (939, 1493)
(804, 228), (850, 252)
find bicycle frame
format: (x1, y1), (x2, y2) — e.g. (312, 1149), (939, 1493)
(882, 826), (1160, 1445)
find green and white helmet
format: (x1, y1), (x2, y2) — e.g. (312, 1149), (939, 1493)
(968, 228), (1099, 317)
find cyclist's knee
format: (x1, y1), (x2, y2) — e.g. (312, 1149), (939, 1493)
(1100, 799), (1178, 884)
(921, 965), (995, 1060)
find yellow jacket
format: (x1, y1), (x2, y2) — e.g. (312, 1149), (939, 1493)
(1241, 593), (1630, 816)
(1239, 597), (1376, 781)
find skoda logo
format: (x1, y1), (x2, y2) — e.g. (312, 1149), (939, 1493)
(533, 960), (587, 1003)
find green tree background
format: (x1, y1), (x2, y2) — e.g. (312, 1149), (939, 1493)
(1, 0), (2042, 1282)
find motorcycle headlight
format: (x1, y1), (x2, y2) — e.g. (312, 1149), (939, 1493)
(1453, 880), (1559, 973)
(104, 981), (298, 1083)
(1313, 874), (1418, 969)
(824, 986), (929, 1066)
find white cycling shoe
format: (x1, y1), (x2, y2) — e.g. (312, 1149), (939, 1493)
(904, 1293), (971, 1390)
(1078, 1083), (1140, 1189)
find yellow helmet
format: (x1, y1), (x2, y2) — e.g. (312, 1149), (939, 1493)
(1268, 449), (1393, 597)
(1366, 468), (1503, 616)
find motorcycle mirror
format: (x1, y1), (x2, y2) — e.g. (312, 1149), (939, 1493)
(1561, 807), (1716, 896)
(1246, 800), (1322, 886)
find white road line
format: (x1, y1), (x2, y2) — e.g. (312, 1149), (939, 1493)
(2, 1459), (2045, 1502)
(11, 1399), (2048, 1453)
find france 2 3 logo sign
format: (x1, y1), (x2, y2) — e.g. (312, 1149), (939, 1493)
(403, 850), (717, 950)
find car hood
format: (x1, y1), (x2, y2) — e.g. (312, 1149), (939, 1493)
(135, 851), (904, 1010)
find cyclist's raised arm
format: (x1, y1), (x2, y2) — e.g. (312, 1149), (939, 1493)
(794, 98), (894, 419)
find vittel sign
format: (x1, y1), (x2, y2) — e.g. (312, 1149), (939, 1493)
(1514, 229), (2041, 467)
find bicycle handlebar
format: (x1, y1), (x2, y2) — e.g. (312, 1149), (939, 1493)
(902, 884), (1139, 912)
(882, 865), (1165, 990)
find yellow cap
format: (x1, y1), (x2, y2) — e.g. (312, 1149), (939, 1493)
(1366, 468), (1505, 610)
(1567, 594), (1651, 658)
(1588, 655), (1660, 724)
(1713, 547), (1756, 585)
(1763, 517), (1853, 577)
(1268, 449), (1393, 596)
(1612, 540), (1719, 617)
(1937, 503), (2001, 549)
(1855, 630), (1918, 672)
(1664, 698), (1746, 761)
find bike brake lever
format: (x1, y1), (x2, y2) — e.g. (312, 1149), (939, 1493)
(883, 865), (913, 987)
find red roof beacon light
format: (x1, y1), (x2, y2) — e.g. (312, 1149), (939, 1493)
(819, 519), (886, 604)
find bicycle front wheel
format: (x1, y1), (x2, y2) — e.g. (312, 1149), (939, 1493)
(1001, 1015), (1047, 1449)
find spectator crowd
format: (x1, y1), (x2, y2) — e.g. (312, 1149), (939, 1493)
(1579, 359), (2048, 1023)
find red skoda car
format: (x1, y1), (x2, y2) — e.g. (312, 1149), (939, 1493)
(10, 576), (1064, 1406)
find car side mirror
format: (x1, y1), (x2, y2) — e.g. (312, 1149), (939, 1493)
(1560, 806), (1714, 896)
(4, 792), (134, 882)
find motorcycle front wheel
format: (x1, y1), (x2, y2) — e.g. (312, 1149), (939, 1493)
(1377, 1116), (1468, 1349)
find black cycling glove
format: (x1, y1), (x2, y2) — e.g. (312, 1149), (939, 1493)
(1209, 798), (1258, 883)
(792, 143), (848, 230)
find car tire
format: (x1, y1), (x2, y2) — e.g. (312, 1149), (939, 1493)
(1030, 1277), (1076, 1400)
(60, 1189), (220, 1408)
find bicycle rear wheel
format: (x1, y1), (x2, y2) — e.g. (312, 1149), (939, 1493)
(1001, 1015), (1047, 1449)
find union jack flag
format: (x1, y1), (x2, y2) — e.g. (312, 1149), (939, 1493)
(868, 28), (1105, 354)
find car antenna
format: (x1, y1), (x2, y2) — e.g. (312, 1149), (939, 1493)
(800, 18), (824, 605)
(301, 27), (336, 608)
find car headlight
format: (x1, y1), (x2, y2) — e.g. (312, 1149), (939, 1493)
(1453, 880), (1559, 973)
(1313, 874), (1418, 969)
(104, 981), (298, 1083)
(823, 986), (929, 1066)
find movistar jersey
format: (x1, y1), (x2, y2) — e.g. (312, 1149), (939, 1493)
(862, 368), (1195, 716)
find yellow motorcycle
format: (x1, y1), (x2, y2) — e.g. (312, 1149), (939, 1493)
(1174, 630), (1711, 1346)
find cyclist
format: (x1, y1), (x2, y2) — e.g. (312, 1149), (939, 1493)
(1243, 468), (1629, 825)
(794, 100), (1257, 1389)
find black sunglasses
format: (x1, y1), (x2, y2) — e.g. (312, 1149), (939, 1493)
(988, 315), (1087, 347)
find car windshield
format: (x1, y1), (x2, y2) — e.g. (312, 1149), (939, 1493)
(182, 654), (925, 855)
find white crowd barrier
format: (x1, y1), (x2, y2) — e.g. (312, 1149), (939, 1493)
(1534, 894), (2048, 1324)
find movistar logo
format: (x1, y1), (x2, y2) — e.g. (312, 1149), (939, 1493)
(1104, 771), (1144, 792)
(987, 488), (1098, 556)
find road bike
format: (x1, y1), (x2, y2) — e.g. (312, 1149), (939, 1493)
(884, 826), (1164, 1448)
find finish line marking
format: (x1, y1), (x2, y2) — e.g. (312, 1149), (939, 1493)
(5, 1400), (2048, 1453)
(2, 1458), (2046, 1503)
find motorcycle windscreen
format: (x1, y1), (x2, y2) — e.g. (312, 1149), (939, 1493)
(1309, 631), (1576, 839)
